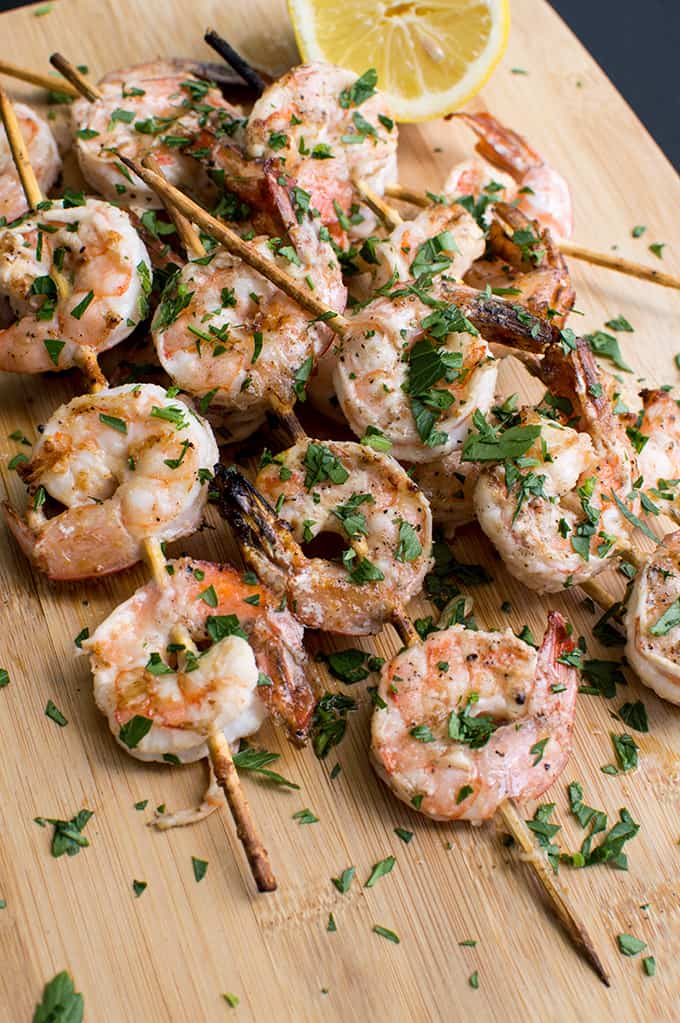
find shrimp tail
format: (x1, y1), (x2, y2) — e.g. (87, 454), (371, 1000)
(3, 500), (139, 580)
(540, 338), (616, 437)
(452, 111), (540, 180)
(441, 281), (562, 352)
(535, 611), (578, 703)
(471, 202), (574, 325)
(212, 465), (316, 743)
(3, 502), (40, 565)
(213, 464), (303, 590)
(187, 133), (288, 236)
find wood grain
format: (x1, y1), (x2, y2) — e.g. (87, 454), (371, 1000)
(0, 0), (679, 1020)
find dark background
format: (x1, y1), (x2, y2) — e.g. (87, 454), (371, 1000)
(0, 0), (678, 170)
(551, 0), (679, 170)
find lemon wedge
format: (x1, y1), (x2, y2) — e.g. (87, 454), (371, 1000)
(287, 0), (510, 122)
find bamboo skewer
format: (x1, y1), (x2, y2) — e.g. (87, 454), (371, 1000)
(0, 58), (80, 98)
(496, 800), (610, 985)
(0, 84), (45, 210)
(142, 536), (277, 893)
(141, 154), (207, 259)
(49, 52), (103, 101)
(383, 184), (680, 291)
(353, 176), (403, 231)
(558, 241), (680, 290)
(118, 155), (352, 335)
(204, 29), (267, 95)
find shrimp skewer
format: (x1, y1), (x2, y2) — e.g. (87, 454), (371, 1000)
(145, 540), (276, 890)
(473, 339), (642, 593)
(50, 53), (244, 211)
(0, 87), (150, 385)
(88, 540), (280, 892)
(377, 606), (609, 984)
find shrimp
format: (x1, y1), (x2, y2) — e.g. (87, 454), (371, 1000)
(624, 388), (680, 521)
(474, 340), (640, 592)
(214, 454), (432, 636)
(72, 65), (244, 209)
(0, 197), (151, 374)
(152, 171), (346, 441)
(333, 288), (497, 463)
(0, 102), (60, 224)
(371, 612), (578, 820)
(464, 202), (574, 327)
(625, 530), (680, 705)
(333, 279), (563, 462)
(4, 384), (218, 580)
(246, 62), (397, 243)
(451, 112), (573, 240)
(307, 203), (485, 421)
(85, 556), (315, 748)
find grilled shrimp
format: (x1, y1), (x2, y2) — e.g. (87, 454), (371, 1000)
(72, 65), (244, 208)
(371, 612), (578, 821)
(308, 203), (485, 421)
(214, 454), (432, 635)
(451, 112), (573, 240)
(625, 388), (680, 521)
(246, 62), (397, 243)
(4, 384), (218, 580)
(152, 172), (346, 440)
(474, 340), (640, 592)
(333, 278), (564, 462)
(333, 289), (496, 463)
(85, 556), (315, 749)
(0, 197), (150, 374)
(0, 102), (60, 224)
(625, 530), (680, 705)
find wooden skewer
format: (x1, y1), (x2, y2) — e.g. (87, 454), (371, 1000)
(391, 607), (610, 986)
(142, 536), (276, 893)
(49, 53), (103, 101)
(141, 154), (207, 260)
(558, 241), (680, 291)
(0, 58), (80, 98)
(384, 184), (680, 291)
(497, 800), (610, 986)
(385, 183), (431, 208)
(353, 176), (403, 231)
(117, 155), (352, 336)
(204, 28), (267, 95)
(0, 83), (44, 209)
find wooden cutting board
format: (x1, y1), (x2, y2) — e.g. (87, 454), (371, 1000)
(1, 0), (678, 1019)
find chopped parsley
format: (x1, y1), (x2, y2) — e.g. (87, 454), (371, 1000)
(311, 692), (356, 759)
